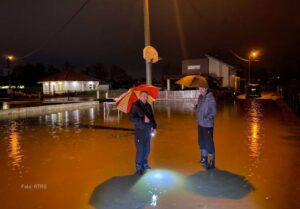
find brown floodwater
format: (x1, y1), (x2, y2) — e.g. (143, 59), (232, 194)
(0, 99), (299, 209)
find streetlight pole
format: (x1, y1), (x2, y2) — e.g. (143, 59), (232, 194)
(143, 0), (152, 85)
(6, 55), (14, 92)
(248, 50), (259, 85)
(248, 55), (251, 85)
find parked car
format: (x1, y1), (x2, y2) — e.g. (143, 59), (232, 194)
(246, 84), (261, 98)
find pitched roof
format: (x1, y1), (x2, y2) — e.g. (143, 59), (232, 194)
(39, 70), (99, 82)
(205, 54), (235, 69)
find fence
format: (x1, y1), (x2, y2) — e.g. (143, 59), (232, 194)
(278, 87), (300, 116)
(157, 90), (199, 100)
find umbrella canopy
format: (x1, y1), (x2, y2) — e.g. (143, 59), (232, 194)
(176, 75), (208, 88)
(133, 84), (160, 100)
(115, 84), (160, 113)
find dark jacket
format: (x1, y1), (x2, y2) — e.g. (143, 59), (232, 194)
(196, 91), (217, 127)
(130, 100), (157, 130)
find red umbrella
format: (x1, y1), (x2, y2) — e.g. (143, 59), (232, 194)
(115, 84), (160, 113)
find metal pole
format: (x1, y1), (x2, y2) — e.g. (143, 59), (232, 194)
(248, 56), (251, 84)
(144, 0), (152, 85)
(7, 58), (11, 90)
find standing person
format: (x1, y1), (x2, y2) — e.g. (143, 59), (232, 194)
(130, 91), (157, 175)
(196, 82), (217, 169)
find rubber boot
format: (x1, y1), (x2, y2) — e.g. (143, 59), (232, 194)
(200, 156), (208, 164)
(143, 164), (151, 170)
(136, 164), (144, 176)
(200, 156), (208, 167)
(136, 169), (143, 176)
(206, 160), (215, 170)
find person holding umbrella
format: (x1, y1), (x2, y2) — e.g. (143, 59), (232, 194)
(195, 79), (217, 169)
(177, 75), (217, 169)
(129, 91), (157, 175)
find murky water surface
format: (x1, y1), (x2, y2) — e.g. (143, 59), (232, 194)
(0, 99), (299, 209)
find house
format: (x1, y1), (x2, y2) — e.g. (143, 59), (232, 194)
(182, 55), (240, 89)
(39, 70), (108, 95)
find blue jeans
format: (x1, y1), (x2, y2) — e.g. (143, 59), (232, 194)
(198, 126), (215, 159)
(134, 128), (151, 170)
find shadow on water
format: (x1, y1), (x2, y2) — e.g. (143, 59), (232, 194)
(79, 124), (134, 132)
(89, 174), (150, 209)
(185, 169), (255, 199)
(51, 122), (134, 132)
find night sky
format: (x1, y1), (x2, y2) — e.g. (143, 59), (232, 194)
(0, 0), (299, 78)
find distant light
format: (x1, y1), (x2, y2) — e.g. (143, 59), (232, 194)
(6, 55), (15, 61)
(249, 50), (260, 59)
(72, 81), (78, 85)
(2, 102), (9, 110)
(277, 76), (280, 79)
(88, 81), (94, 85)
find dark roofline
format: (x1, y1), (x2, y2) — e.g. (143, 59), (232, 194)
(39, 70), (99, 82)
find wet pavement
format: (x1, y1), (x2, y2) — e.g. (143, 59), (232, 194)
(0, 98), (299, 209)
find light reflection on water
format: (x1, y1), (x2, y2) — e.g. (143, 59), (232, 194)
(246, 100), (264, 162)
(7, 121), (24, 170)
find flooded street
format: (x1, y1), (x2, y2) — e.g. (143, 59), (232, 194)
(0, 99), (299, 209)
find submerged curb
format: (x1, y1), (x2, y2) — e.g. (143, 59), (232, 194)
(0, 101), (99, 120)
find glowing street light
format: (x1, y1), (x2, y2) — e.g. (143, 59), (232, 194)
(248, 50), (260, 84)
(7, 55), (15, 61)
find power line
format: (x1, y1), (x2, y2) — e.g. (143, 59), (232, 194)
(229, 50), (249, 62)
(229, 50), (260, 62)
(17, 0), (92, 60)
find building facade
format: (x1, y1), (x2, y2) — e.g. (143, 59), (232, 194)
(39, 70), (106, 95)
(182, 55), (240, 89)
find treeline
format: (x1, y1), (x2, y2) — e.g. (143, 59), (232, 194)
(1, 61), (147, 89)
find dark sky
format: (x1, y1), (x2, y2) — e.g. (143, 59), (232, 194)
(0, 0), (299, 78)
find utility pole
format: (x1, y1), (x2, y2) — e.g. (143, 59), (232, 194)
(144, 0), (152, 85)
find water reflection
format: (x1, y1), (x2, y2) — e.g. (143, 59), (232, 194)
(89, 108), (95, 125)
(1, 102), (10, 110)
(103, 102), (122, 123)
(72, 109), (80, 127)
(7, 120), (24, 170)
(247, 100), (264, 160)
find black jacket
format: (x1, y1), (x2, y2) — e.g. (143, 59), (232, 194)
(130, 100), (157, 130)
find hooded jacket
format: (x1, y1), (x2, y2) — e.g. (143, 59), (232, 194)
(196, 91), (217, 127)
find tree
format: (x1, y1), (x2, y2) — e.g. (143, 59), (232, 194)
(63, 61), (75, 71)
(11, 63), (47, 86)
(110, 65), (133, 89)
(86, 63), (108, 82)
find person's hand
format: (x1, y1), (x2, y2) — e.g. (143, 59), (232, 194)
(194, 104), (198, 110)
(144, 116), (150, 123)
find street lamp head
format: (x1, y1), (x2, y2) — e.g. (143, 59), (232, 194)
(249, 50), (259, 59)
(6, 55), (15, 61)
